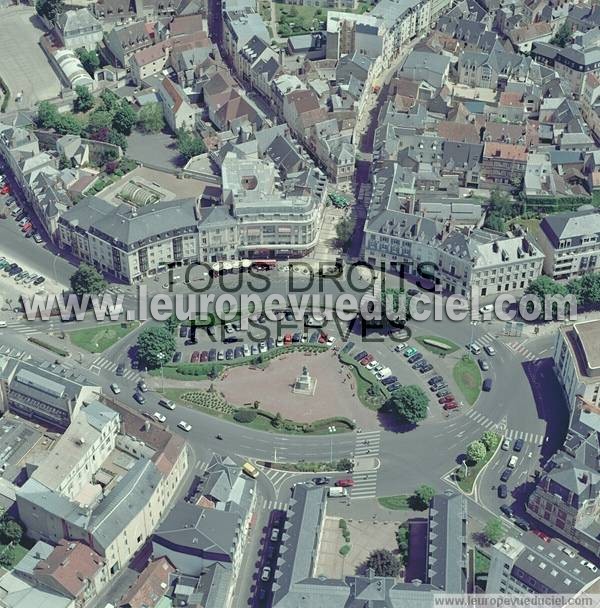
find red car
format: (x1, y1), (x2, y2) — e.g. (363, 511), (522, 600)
(190, 351), (200, 363)
(443, 401), (459, 411)
(0, 185), (10, 195)
(318, 332), (328, 344)
(360, 354), (374, 366)
(336, 478), (354, 487)
(532, 529), (551, 543)
(21, 222), (32, 233)
(200, 351), (209, 362)
(284, 333), (292, 345)
(439, 395), (455, 404)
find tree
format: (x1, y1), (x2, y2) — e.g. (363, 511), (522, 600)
(336, 217), (355, 251)
(364, 549), (401, 577)
(165, 314), (179, 335)
(35, 0), (64, 24)
(272, 412), (283, 428)
(75, 48), (100, 77)
(70, 263), (108, 298)
(99, 89), (120, 113)
(524, 276), (568, 316)
(86, 110), (113, 134)
(73, 85), (94, 113)
(112, 101), (136, 135)
(411, 485), (435, 511)
(481, 431), (498, 452)
(58, 154), (70, 170)
(137, 102), (165, 133)
(176, 128), (206, 160)
(57, 114), (83, 135)
(0, 520), (22, 546)
(467, 440), (487, 464)
(484, 213), (506, 233)
(108, 129), (128, 151)
(388, 385), (428, 425)
(483, 517), (504, 545)
(395, 524), (409, 565)
(550, 21), (572, 48)
(136, 326), (176, 369)
(336, 457), (353, 471)
(0, 545), (16, 568)
(37, 101), (60, 129)
(569, 273), (600, 308)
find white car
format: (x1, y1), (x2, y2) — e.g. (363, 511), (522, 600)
(159, 398), (175, 410)
(327, 336), (336, 346)
(224, 323), (234, 333)
(502, 438), (510, 451)
(484, 345), (496, 356)
(479, 304), (494, 315)
(259, 341), (267, 353)
(243, 344), (251, 357)
(153, 412), (166, 423)
(178, 420), (192, 432)
(110, 383), (121, 394)
(261, 566), (271, 582)
(581, 559), (598, 573)
(276, 337), (284, 347)
(469, 344), (482, 355)
(366, 360), (379, 371)
(394, 343), (407, 352)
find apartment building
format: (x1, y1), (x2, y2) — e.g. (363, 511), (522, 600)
(487, 535), (598, 593)
(482, 142), (528, 187)
(0, 356), (101, 430)
(16, 399), (189, 578)
(538, 210), (600, 281)
(362, 164), (543, 298)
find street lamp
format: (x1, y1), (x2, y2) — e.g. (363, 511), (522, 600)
(157, 352), (165, 393)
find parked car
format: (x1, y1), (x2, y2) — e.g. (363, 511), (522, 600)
(261, 567), (271, 582)
(581, 559), (598, 573)
(500, 468), (512, 482)
(159, 398), (176, 410)
(313, 476), (331, 485)
(498, 484), (507, 499)
(270, 528), (280, 542)
(191, 351), (200, 363)
(33, 276), (46, 286)
(172, 351), (182, 363)
(437, 389), (450, 398)
(153, 412), (166, 423)
(360, 355), (374, 366)
(178, 420), (192, 432)
(33, 234), (43, 244)
(403, 347), (417, 357)
(420, 364), (433, 373)
(443, 402), (459, 411)
(482, 378), (493, 391)
(206, 325), (216, 337)
(478, 359), (489, 371)
(514, 518), (530, 531)
(500, 504), (513, 518)
(381, 376), (398, 386)
(208, 348), (217, 361)
(226, 349), (234, 360)
(223, 336), (239, 344)
(292, 332), (301, 343)
(110, 383), (120, 394)
(234, 346), (244, 358)
(408, 353), (423, 364)
(502, 438), (511, 451)
(179, 325), (188, 338)
(366, 360), (379, 371)
(284, 333), (293, 345)
(354, 350), (368, 361)
(335, 478), (354, 487)
(217, 350), (225, 361)
(429, 375), (443, 385)
(432, 383), (448, 392)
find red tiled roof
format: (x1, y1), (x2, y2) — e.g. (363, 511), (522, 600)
(286, 89), (320, 114)
(119, 557), (175, 608)
(34, 540), (104, 599)
(169, 14), (205, 37)
(499, 91), (523, 107)
(483, 141), (527, 162)
(436, 120), (480, 144)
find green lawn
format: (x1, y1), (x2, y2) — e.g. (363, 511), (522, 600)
(378, 495), (410, 510)
(416, 335), (459, 356)
(69, 321), (139, 353)
(474, 549), (491, 590)
(274, 2), (369, 36)
(339, 352), (388, 410)
(453, 356), (482, 405)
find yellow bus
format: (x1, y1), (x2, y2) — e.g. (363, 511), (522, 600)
(242, 462), (259, 478)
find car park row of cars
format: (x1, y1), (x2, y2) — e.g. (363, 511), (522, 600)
(0, 256), (46, 286)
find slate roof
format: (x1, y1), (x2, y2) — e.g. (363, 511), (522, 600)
(540, 209), (600, 247)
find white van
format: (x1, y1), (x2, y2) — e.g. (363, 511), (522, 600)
(376, 367), (392, 380)
(480, 304), (494, 315)
(328, 487), (348, 497)
(508, 455), (518, 469)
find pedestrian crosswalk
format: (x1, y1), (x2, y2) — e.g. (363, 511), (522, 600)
(507, 341), (537, 362)
(463, 409), (544, 444)
(3, 319), (45, 335)
(464, 409), (499, 430)
(471, 332), (495, 350)
(261, 498), (288, 512)
(505, 428), (544, 445)
(351, 430), (380, 499)
(0, 345), (26, 359)
(91, 355), (140, 382)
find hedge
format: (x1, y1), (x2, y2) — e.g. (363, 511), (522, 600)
(233, 408), (258, 423)
(339, 545), (351, 556)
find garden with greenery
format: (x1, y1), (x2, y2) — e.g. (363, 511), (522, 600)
(274, 2), (369, 36)
(455, 431), (500, 493)
(453, 355), (481, 405)
(415, 335), (459, 356)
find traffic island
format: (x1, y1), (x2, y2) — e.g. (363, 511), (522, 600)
(452, 355), (482, 405)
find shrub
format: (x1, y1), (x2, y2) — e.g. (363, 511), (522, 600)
(339, 519), (347, 529)
(339, 544), (351, 556)
(233, 408), (258, 423)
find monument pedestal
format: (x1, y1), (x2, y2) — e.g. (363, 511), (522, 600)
(292, 366), (316, 395)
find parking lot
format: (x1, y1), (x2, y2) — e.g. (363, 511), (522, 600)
(0, 6), (62, 111)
